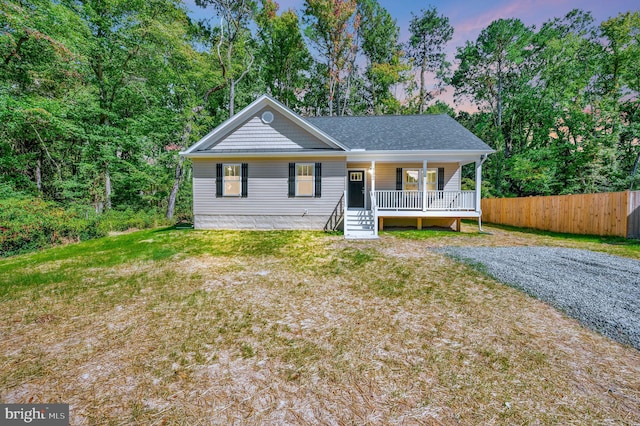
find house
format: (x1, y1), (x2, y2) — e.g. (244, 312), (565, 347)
(180, 95), (494, 238)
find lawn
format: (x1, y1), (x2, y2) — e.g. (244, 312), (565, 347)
(1, 225), (639, 424)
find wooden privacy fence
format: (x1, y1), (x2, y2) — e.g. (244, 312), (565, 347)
(481, 191), (640, 239)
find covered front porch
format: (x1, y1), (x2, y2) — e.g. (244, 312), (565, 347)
(342, 156), (487, 238)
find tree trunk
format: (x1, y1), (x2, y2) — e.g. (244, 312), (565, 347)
(105, 167), (112, 210)
(166, 156), (184, 220)
(419, 59), (427, 114)
(229, 78), (235, 117)
(166, 108), (200, 220)
(36, 158), (42, 193)
(328, 79), (335, 116)
(497, 74), (503, 129)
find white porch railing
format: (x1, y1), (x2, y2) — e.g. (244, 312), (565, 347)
(374, 190), (476, 211)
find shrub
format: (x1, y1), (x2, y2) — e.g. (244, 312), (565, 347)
(94, 208), (170, 235)
(0, 197), (172, 257)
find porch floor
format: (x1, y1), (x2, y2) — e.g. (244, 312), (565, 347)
(375, 209), (480, 218)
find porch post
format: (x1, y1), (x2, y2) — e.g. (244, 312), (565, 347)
(475, 157), (483, 213)
(371, 161), (378, 235)
(422, 159), (428, 211)
(371, 161), (375, 193)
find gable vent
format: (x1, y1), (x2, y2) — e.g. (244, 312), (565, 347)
(261, 110), (274, 124)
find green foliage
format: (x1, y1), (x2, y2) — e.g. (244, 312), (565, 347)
(1, 0), (640, 242)
(92, 209), (171, 235)
(506, 149), (559, 196)
(256, 0), (311, 111)
(0, 198), (99, 256)
(303, 0), (359, 116)
(453, 10), (640, 197)
(406, 7), (454, 113)
(461, 177), (496, 198)
(357, 0), (408, 114)
(0, 197), (170, 257)
(424, 100), (456, 117)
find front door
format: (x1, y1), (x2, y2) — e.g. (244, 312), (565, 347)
(348, 170), (365, 208)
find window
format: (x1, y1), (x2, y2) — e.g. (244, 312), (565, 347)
(296, 163), (314, 196)
(426, 170), (437, 191)
(404, 169), (420, 191)
(349, 171), (363, 182)
(224, 164), (241, 196)
(216, 163), (248, 197)
(289, 163), (321, 198)
(400, 168), (439, 191)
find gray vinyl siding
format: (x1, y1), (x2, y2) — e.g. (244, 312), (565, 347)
(204, 107), (332, 151)
(193, 158), (346, 216)
(371, 162), (461, 191)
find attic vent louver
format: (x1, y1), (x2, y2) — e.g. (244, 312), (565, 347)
(261, 111), (274, 124)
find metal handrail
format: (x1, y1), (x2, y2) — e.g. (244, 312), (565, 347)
(370, 191), (378, 236)
(323, 192), (345, 232)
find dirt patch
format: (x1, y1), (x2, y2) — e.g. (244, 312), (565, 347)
(1, 230), (639, 424)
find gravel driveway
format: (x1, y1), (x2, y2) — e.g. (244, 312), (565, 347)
(436, 247), (640, 350)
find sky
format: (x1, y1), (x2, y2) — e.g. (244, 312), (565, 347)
(184, 0), (639, 109)
(186, 0), (638, 47)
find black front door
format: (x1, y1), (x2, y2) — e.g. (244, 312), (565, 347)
(348, 170), (365, 208)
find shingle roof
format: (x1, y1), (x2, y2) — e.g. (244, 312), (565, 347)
(305, 114), (493, 151)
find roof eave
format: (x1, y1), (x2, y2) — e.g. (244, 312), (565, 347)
(181, 150), (348, 159)
(181, 148), (495, 160)
(346, 149), (495, 161)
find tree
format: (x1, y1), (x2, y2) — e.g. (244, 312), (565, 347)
(0, 0), (87, 198)
(357, 0), (408, 114)
(255, 0), (311, 109)
(162, 30), (226, 220)
(453, 19), (533, 140)
(599, 11), (640, 96)
(453, 11), (640, 196)
(195, 0), (256, 117)
(303, 0), (360, 116)
(63, 0), (192, 210)
(406, 7), (453, 114)
(452, 18), (534, 194)
(598, 12), (640, 191)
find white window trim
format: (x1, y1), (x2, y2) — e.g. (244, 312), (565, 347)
(403, 168), (439, 191)
(425, 168), (438, 191)
(403, 168), (421, 191)
(223, 163), (242, 197)
(295, 163), (315, 197)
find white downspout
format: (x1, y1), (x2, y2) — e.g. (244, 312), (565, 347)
(371, 161), (377, 236)
(371, 161), (376, 196)
(476, 155), (488, 232)
(422, 159), (428, 211)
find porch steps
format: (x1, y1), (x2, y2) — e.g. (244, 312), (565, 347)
(344, 210), (378, 239)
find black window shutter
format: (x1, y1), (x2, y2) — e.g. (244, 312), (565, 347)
(314, 162), (322, 198)
(288, 163), (295, 197)
(396, 168), (403, 190)
(241, 163), (248, 198)
(216, 163), (223, 197)
(437, 167), (445, 191)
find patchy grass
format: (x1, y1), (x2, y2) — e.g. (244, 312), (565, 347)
(389, 222), (640, 260)
(1, 228), (639, 424)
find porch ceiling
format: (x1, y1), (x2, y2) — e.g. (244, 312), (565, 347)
(345, 151), (486, 165)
